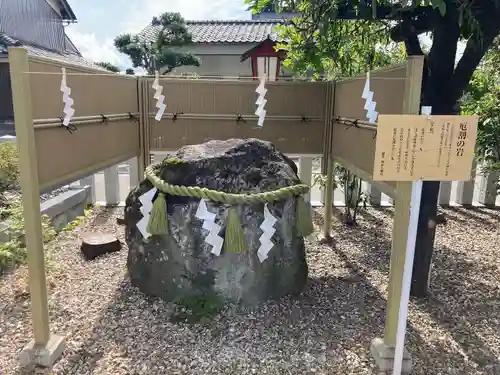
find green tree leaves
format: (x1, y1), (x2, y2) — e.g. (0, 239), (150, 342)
(267, 9), (403, 78)
(114, 12), (200, 74)
(95, 61), (120, 72)
(430, 0), (447, 17)
(461, 37), (500, 172)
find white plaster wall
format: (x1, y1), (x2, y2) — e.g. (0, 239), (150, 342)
(173, 55), (253, 77)
(169, 43), (294, 78)
(177, 44), (255, 55)
(170, 43), (255, 77)
(251, 11), (299, 20)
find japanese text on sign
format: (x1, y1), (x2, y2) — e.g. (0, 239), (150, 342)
(373, 115), (478, 181)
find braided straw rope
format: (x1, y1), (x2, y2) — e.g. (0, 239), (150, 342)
(144, 162), (310, 204)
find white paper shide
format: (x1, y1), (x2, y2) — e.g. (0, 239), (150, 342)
(195, 199), (224, 256)
(255, 77), (268, 127)
(152, 71), (166, 121)
(60, 67), (75, 126)
(362, 72), (379, 123)
(257, 204), (277, 262)
(136, 188), (158, 239)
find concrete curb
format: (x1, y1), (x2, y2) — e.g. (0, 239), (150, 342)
(0, 185), (91, 243)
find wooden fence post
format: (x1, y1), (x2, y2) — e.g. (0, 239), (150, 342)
(322, 81), (335, 238)
(323, 156), (335, 237)
(138, 77), (149, 173)
(142, 78), (152, 167)
(371, 55), (424, 373)
(8, 47), (65, 367)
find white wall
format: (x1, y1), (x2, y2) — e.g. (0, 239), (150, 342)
(176, 44), (255, 55)
(170, 43), (256, 77)
(252, 11), (299, 20)
(168, 43), (295, 78)
(173, 55), (253, 77)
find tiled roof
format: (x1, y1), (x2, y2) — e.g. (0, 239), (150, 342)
(0, 33), (22, 53)
(0, 33), (108, 71)
(58, 0), (77, 21)
(64, 35), (82, 56)
(139, 20), (286, 44)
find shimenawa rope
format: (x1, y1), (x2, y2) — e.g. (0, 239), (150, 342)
(143, 159), (314, 253)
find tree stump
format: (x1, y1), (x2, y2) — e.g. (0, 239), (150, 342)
(80, 232), (121, 260)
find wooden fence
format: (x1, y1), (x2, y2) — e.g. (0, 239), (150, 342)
(146, 79), (328, 155)
(31, 65), (141, 193)
(5, 48), (497, 209)
(7, 47), (499, 370)
(8, 47), (144, 349)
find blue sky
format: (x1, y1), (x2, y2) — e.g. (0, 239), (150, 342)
(65, 0), (251, 69)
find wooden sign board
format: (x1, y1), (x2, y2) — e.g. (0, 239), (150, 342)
(373, 114), (478, 181)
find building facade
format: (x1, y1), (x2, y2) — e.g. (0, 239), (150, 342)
(139, 9), (299, 80)
(0, 0), (104, 134)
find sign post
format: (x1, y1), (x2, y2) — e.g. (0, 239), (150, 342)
(372, 112), (478, 375)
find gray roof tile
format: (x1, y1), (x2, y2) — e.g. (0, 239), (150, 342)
(0, 33), (108, 71)
(0, 33), (22, 53)
(139, 20), (286, 44)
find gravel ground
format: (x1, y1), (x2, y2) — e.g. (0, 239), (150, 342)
(1, 205), (499, 375)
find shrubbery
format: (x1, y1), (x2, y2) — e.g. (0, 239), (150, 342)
(0, 141), (56, 272)
(0, 202), (56, 271)
(0, 141), (19, 197)
(461, 36), (500, 174)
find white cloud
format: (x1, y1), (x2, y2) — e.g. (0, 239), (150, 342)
(66, 0), (249, 70)
(122, 0), (249, 34)
(66, 27), (130, 69)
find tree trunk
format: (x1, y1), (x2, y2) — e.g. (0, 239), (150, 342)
(390, 0), (499, 299)
(411, 181), (440, 296)
(403, 0), (464, 298)
(411, 74), (458, 297)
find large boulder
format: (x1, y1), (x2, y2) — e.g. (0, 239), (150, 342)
(124, 138), (308, 305)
